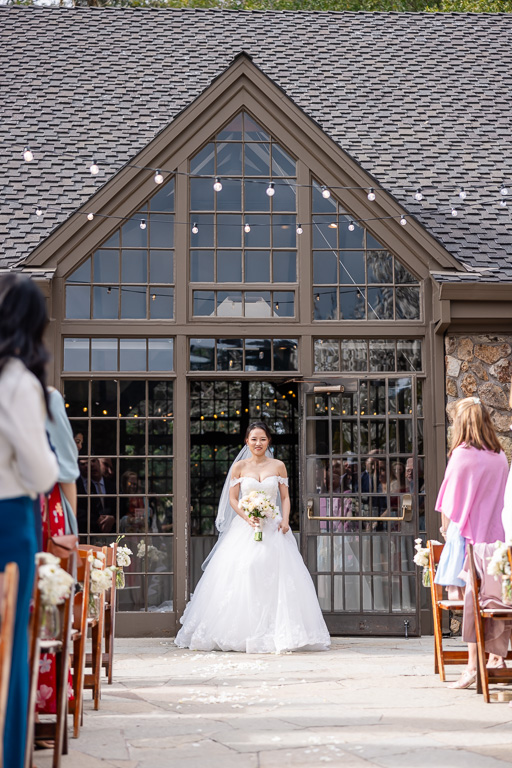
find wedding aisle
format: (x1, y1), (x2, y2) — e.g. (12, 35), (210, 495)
(35, 637), (512, 768)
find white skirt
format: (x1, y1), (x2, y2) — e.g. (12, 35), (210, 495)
(175, 515), (331, 654)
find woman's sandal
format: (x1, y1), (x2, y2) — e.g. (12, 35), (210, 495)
(448, 669), (477, 689)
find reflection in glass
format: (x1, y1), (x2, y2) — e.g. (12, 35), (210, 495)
(244, 142), (270, 176)
(339, 251), (365, 285)
(90, 339), (117, 372)
(94, 251), (119, 284)
(190, 143), (215, 176)
(245, 292), (271, 318)
(273, 291), (294, 318)
(314, 288), (337, 320)
(245, 250), (270, 282)
(148, 381), (173, 417)
(340, 287), (365, 320)
(148, 420), (173, 456)
(245, 339), (271, 371)
(217, 142), (242, 175)
(341, 339), (367, 371)
(397, 340), (422, 371)
(273, 339), (298, 371)
(396, 287), (420, 320)
(120, 420), (146, 456)
(91, 380), (117, 418)
(217, 291), (242, 317)
(120, 339), (146, 372)
(369, 340), (395, 371)
(190, 338), (215, 371)
(193, 290), (215, 316)
(148, 338), (174, 371)
(272, 215), (296, 248)
(63, 338), (90, 372)
(121, 286), (146, 319)
(64, 380), (89, 418)
(367, 251), (393, 284)
(66, 285), (90, 319)
(368, 287), (394, 320)
(217, 339), (243, 371)
(314, 339), (339, 372)
(119, 381), (146, 418)
(148, 458), (173, 494)
(150, 287), (174, 320)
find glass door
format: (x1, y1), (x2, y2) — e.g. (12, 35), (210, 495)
(303, 377), (424, 635)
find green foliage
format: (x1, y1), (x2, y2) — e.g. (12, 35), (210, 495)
(425, 0), (512, 8)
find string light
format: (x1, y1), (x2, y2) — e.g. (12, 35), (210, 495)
(459, 187), (467, 200)
(139, 219), (147, 229)
(23, 147), (34, 162)
(152, 293), (156, 301)
(266, 182), (275, 197)
(500, 199), (507, 208)
(400, 216), (407, 226)
(451, 207), (458, 217)
(89, 160), (99, 176)
(192, 222), (199, 234)
(414, 188), (423, 201)
(367, 188), (376, 201)
(87, 213), (94, 221)
(321, 186), (331, 199)
(36, 208), (43, 217)
(348, 221), (355, 232)
(328, 222), (338, 229)
(213, 177), (223, 192)
(296, 224), (303, 235)
(244, 223), (251, 233)
(154, 169), (164, 184)
(107, 286), (112, 294)
(501, 183), (509, 196)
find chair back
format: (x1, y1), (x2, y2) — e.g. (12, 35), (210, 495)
(0, 563), (18, 767)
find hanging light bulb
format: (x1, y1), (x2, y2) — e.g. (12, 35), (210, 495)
(266, 181), (275, 197)
(152, 293), (156, 301)
(107, 286), (112, 294)
(451, 207), (458, 217)
(414, 188), (423, 201)
(459, 187), (467, 200)
(321, 186), (331, 199)
(140, 219), (147, 230)
(213, 177), (223, 192)
(328, 221), (338, 229)
(23, 147), (33, 162)
(244, 223), (251, 233)
(87, 213), (94, 221)
(348, 221), (355, 232)
(192, 222), (199, 234)
(35, 208), (43, 217)
(89, 160), (99, 176)
(367, 188), (376, 201)
(500, 199), (507, 208)
(315, 293), (320, 301)
(275, 302), (279, 310)
(154, 169), (164, 184)
(296, 224), (303, 235)
(501, 183), (509, 196)
(400, 216), (407, 226)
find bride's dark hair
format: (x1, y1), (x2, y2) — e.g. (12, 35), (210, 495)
(0, 273), (50, 413)
(245, 421), (272, 445)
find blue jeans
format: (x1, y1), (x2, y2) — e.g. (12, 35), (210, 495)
(0, 496), (37, 768)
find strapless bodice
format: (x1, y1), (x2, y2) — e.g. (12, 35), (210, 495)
(231, 474), (288, 506)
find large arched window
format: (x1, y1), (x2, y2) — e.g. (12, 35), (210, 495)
(189, 111), (297, 319)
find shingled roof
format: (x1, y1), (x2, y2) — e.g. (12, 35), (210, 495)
(1, 8), (512, 282)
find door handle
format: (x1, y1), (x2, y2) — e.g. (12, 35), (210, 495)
(306, 497), (411, 522)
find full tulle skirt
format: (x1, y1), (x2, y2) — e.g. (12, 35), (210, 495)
(175, 516), (330, 653)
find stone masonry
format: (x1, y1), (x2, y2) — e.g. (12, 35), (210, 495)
(445, 335), (512, 460)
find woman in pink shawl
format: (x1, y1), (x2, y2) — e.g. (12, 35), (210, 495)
(435, 396), (509, 689)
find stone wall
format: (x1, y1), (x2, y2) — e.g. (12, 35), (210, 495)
(445, 335), (512, 461)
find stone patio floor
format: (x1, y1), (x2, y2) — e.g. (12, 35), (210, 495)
(34, 637), (512, 768)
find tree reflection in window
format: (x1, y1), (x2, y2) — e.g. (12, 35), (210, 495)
(312, 180), (421, 321)
(190, 111), (297, 319)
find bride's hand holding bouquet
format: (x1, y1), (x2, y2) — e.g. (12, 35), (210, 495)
(240, 490), (278, 541)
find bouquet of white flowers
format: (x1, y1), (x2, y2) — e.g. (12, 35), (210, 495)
(487, 541), (512, 605)
(36, 552), (75, 606)
(88, 552), (116, 593)
(413, 538), (431, 588)
(239, 490), (278, 542)
(137, 541), (166, 567)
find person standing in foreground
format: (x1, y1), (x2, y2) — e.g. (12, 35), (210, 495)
(0, 274), (59, 768)
(435, 396), (509, 689)
(176, 422), (330, 653)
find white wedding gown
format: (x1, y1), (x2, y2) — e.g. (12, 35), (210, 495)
(175, 476), (331, 653)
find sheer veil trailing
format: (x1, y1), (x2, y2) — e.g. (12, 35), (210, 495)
(201, 444), (278, 571)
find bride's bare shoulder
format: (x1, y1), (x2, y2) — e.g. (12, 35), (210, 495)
(231, 460), (246, 478)
(272, 459), (287, 478)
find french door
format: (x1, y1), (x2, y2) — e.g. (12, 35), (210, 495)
(302, 377), (424, 635)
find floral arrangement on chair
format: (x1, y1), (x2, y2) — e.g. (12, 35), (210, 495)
(87, 552), (116, 618)
(35, 552), (75, 639)
(486, 541), (512, 605)
(110, 540), (132, 589)
(413, 538), (432, 587)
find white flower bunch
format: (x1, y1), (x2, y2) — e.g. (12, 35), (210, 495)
(240, 490), (278, 521)
(137, 541), (162, 561)
(413, 538), (429, 568)
(37, 555), (75, 607)
(90, 565), (116, 593)
(487, 541), (512, 578)
(116, 545), (132, 567)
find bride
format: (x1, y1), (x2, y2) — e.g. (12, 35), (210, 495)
(175, 422), (330, 653)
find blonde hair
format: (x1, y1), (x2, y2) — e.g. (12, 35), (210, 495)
(449, 396), (501, 457)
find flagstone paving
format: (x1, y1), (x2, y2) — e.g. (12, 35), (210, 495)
(34, 637), (512, 768)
